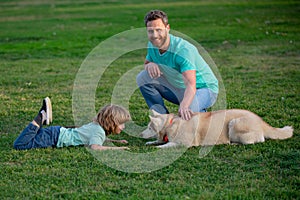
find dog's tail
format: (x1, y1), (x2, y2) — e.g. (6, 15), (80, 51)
(263, 122), (293, 140)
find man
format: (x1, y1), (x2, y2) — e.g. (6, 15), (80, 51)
(136, 10), (218, 120)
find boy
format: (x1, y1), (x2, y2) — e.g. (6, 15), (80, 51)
(14, 97), (130, 150)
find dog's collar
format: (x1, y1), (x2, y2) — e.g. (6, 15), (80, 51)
(163, 116), (175, 142)
(169, 117), (173, 125)
(163, 135), (168, 142)
(168, 114), (175, 125)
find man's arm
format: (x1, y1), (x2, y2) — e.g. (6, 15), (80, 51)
(179, 70), (197, 120)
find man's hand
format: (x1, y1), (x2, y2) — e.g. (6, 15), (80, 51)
(145, 62), (162, 79)
(178, 106), (193, 121)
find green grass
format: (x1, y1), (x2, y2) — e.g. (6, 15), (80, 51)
(0, 0), (299, 199)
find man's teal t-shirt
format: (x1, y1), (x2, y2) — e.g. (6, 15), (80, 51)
(146, 34), (218, 93)
(56, 122), (106, 148)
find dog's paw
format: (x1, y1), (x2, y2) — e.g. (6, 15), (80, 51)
(156, 142), (179, 148)
(145, 141), (157, 146)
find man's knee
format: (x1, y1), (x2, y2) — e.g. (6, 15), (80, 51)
(136, 70), (151, 87)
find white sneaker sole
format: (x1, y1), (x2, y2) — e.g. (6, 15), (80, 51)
(44, 97), (52, 125)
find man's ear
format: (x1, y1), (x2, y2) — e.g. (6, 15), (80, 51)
(166, 24), (170, 32)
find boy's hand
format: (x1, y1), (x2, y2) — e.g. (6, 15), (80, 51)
(118, 140), (128, 144)
(120, 147), (130, 150)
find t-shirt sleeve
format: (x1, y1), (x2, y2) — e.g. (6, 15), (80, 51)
(176, 48), (197, 73)
(89, 128), (106, 146)
(146, 54), (152, 62)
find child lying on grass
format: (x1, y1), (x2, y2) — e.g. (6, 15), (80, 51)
(14, 97), (130, 150)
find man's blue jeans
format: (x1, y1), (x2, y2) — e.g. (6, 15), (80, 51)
(13, 123), (61, 150)
(136, 70), (218, 114)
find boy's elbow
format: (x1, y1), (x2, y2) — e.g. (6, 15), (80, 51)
(90, 144), (103, 150)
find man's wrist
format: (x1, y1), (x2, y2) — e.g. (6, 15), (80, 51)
(145, 62), (153, 70)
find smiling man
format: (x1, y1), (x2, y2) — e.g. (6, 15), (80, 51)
(136, 10), (219, 120)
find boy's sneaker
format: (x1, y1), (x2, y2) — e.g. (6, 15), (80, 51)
(34, 97), (52, 126)
(43, 97), (52, 125)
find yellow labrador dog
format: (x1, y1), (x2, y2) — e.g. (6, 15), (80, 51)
(141, 110), (293, 148)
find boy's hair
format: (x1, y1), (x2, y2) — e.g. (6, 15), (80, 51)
(95, 104), (131, 135)
(144, 10), (168, 26)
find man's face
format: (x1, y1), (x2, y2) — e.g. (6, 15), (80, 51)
(146, 19), (170, 49)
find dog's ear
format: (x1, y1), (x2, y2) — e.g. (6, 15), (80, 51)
(149, 115), (160, 126)
(150, 109), (161, 116)
(149, 115), (157, 122)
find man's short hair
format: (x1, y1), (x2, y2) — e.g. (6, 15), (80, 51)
(144, 10), (168, 26)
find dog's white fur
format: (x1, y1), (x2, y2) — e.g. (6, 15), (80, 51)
(141, 109), (293, 148)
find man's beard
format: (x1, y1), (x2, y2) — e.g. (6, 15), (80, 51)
(151, 32), (168, 49)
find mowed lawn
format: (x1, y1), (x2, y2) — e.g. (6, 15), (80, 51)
(0, 0), (299, 199)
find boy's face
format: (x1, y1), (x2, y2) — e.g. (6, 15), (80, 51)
(146, 19), (170, 49)
(115, 123), (125, 134)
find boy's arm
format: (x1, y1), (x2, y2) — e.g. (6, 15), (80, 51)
(105, 138), (128, 144)
(90, 144), (129, 151)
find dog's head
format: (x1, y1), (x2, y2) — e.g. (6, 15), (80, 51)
(140, 110), (170, 139)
